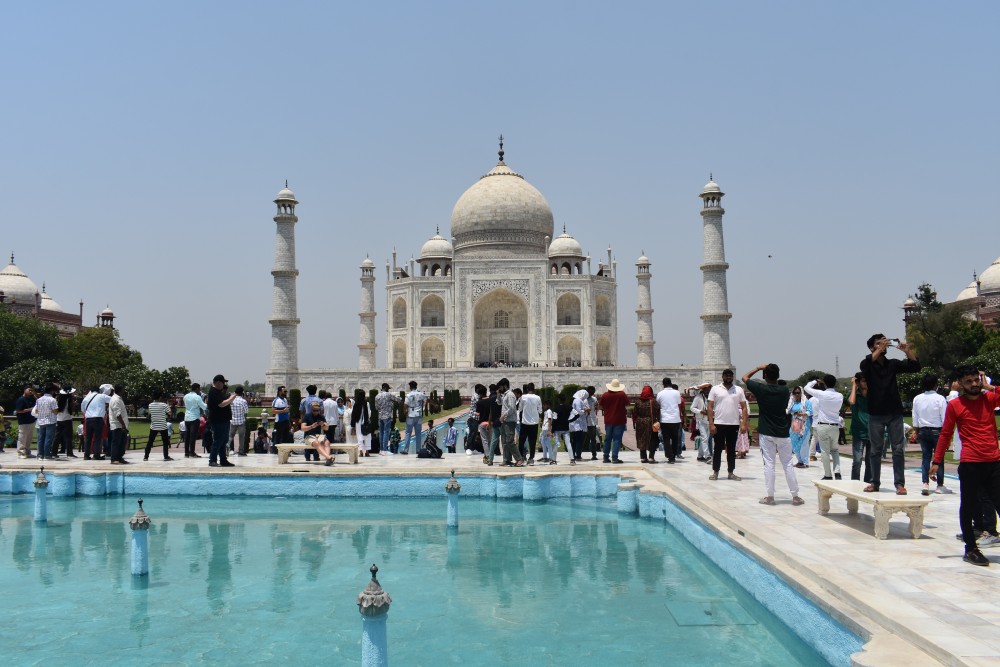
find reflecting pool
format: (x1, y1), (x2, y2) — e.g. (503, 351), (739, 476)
(1, 495), (834, 666)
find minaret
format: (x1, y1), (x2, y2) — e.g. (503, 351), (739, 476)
(358, 257), (377, 370)
(699, 176), (733, 373)
(635, 252), (655, 367)
(267, 182), (301, 394)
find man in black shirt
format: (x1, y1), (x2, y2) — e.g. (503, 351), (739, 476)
(207, 374), (237, 467)
(860, 334), (920, 493)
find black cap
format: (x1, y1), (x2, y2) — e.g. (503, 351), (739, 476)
(213, 374), (228, 383)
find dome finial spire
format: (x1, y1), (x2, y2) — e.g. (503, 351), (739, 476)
(498, 134), (504, 163)
(285, 179), (288, 188)
(563, 223), (567, 234)
(436, 224), (440, 235)
(709, 172), (713, 182)
(9, 252), (13, 264)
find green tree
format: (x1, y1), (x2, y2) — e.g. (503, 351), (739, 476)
(60, 327), (143, 390)
(789, 370), (827, 388)
(0, 358), (69, 410)
(0, 308), (62, 371)
(905, 293), (987, 376)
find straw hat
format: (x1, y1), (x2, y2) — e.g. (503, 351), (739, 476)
(605, 379), (626, 392)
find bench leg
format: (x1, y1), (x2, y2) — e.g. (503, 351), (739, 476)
(846, 497), (859, 515)
(903, 507), (925, 539)
(817, 488), (832, 515)
(278, 450), (289, 464)
(350, 451), (358, 464)
(873, 506), (892, 540)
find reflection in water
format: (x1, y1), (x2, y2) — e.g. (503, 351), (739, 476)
(184, 522), (204, 575)
(13, 519), (32, 573)
(207, 523), (233, 614)
(298, 526), (329, 581)
(269, 527), (293, 614)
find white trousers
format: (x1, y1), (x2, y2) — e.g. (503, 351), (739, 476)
(759, 434), (799, 498)
(815, 424), (841, 477)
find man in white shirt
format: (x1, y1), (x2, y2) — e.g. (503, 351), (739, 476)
(108, 384), (130, 464)
(401, 381), (425, 455)
(707, 369), (748, 480)
(804, 375), (844, 481)
(657, 377), (683, 464)
(518, 383), (543, 465)
(912, 374), (949, 495)
(82, 384), (112, 460)
(323, 390), (339, 446)
(690, 384), (713, 462)
(585, 386), (600, 460)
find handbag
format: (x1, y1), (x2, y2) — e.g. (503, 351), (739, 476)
(736, 430), (750, 453)
(649, 401), (660, 433)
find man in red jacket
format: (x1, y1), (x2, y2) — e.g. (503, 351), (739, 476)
(932, 367), (1000, 566)
(599, 379), (629, 464)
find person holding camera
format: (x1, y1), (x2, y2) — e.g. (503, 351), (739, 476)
(859, 334), (920, 494)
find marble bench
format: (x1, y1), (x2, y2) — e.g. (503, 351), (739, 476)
(275, 443), (359, 465)
(813, 479), (934, 540)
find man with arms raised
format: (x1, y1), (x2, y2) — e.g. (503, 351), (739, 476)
(743, 364), (803, 505)
(931, 368), (1000, 566)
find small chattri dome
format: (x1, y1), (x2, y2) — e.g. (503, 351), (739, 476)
(902, 297), (916, 308)
(360, 257), (375, 269)
(275, 181), (297, 202)
(702, 178), (721, 194)
(636, 252), (650, 265)
(40, 284), (63, 313)
(0, 255), (40, 305)
(100, 305), (115, 317)
(420, 230), (454, 259)
(548, 229), (584, 258)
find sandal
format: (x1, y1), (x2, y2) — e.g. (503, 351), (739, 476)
(640, 458), (649, 463)
(792, 496), (805, 506)
(515, 460), (526, 467)
(758, 497), (775, 505)
(709, 472), (718, 480)
(863, 484), (878, 493)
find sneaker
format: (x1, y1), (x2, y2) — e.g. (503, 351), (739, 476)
(957, 530), (984, 541)
(977, 533), (1000, 548)
(809, 455), (817, 462)
(792, 496), (805, 506)
(220, 461), (235, 467)
(921, 484), (930, 496)
(709, 472), (718, 481)
(964, 548), (990, 567)
(611, 459), (624, 464)
(834, 473), (842, 480)
(603, 458), (611, 463)
(936, 486), (953, 494)
(758, 497), (775, 505)
(570, 459), (576, 466)
(728, 473), (742, 481)
(896, 486), (907, 495)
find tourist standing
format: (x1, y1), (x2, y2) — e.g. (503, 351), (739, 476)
(743, 364), (803, 505)
(374, 383), (401, 453)
(401, 381), (425, 455)
(585, 386), (600, 460)
(860, 334), (920, 494)
(443, 417), (459, 454)
(183, 383), (207, 458)
(230, 386), (249, 456)
(913, 374), (948, 495)
(322, 390), (339, 449)
(707, 369), (747, 481)
(656, 378), (683, 464)
(931, 368), (1000, 566)
(271, 385), (291, 445)
(144, 390), (173, 461)
(486, 384), (503, 466)
(550, 393), (575, 465)
(600, 379), (628, 464)
(34, 384), (59, 460)
(569, 388), (590, 463)
(108, 384), (129, 464)
(847, 374), (871, 481)
(804, 375), (844, 481)
(14, 386), (36, 459)
(632, 385), (659, 463)
(787, 387), (812, 468)
(518, 383), (542, 464)
(351, 389), (373, 457)
(81, 385), (112, 460)
(690, 384), (712, 463)
(206, 374), (236, 467)
(500, 378), (525, 466)
(55, 386), (75, 457)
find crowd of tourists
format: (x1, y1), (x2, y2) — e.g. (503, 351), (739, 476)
(3, 332), (999, 567)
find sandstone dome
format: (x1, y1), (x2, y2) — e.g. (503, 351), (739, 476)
(450, 156), (554, 258)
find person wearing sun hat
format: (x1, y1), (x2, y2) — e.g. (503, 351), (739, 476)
(599, 379), (629, 464)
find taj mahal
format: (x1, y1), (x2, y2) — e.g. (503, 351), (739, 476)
(265, 140), (734, 396)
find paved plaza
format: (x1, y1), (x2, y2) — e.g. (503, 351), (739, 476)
(3, 430), (997, 667)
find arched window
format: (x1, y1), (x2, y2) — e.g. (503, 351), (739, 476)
(595, 294), (611, 327)
(421, 295), (445, 327)
(494, 310), (510, 328)
(556, 293), (581, 326)
(392, 338), (406, 368)
(392, 298), (406, 329)
(494, 342), (510, 364)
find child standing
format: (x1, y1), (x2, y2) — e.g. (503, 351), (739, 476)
(540, 399), (554, 463)
(443, 417), (458, 454)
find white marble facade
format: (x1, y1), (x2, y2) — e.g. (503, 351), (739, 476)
(265, 144), (735, 395)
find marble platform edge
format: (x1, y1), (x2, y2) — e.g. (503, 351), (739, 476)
(632, 469), (951, 667)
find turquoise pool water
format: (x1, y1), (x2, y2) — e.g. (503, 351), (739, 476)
(2, 495), (832, 666)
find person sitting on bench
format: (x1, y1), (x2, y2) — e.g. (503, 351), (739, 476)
(302, 402), (336, 466)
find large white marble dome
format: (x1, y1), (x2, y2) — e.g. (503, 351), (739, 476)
(450, 152), (554, 259)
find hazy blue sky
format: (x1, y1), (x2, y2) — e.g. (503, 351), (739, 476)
(3, 1), (997, 384)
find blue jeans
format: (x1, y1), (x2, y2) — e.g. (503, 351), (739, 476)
(38, 423), (56, 458)
(210, 421), (231, 464)
(918, 427), (943, 485)
(603, 424), (625, 460)
(851, 436), (871, 482)
(868, 413), (906, 489)
(379, 419), (394, 453)
(402, 415), (422, 454)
